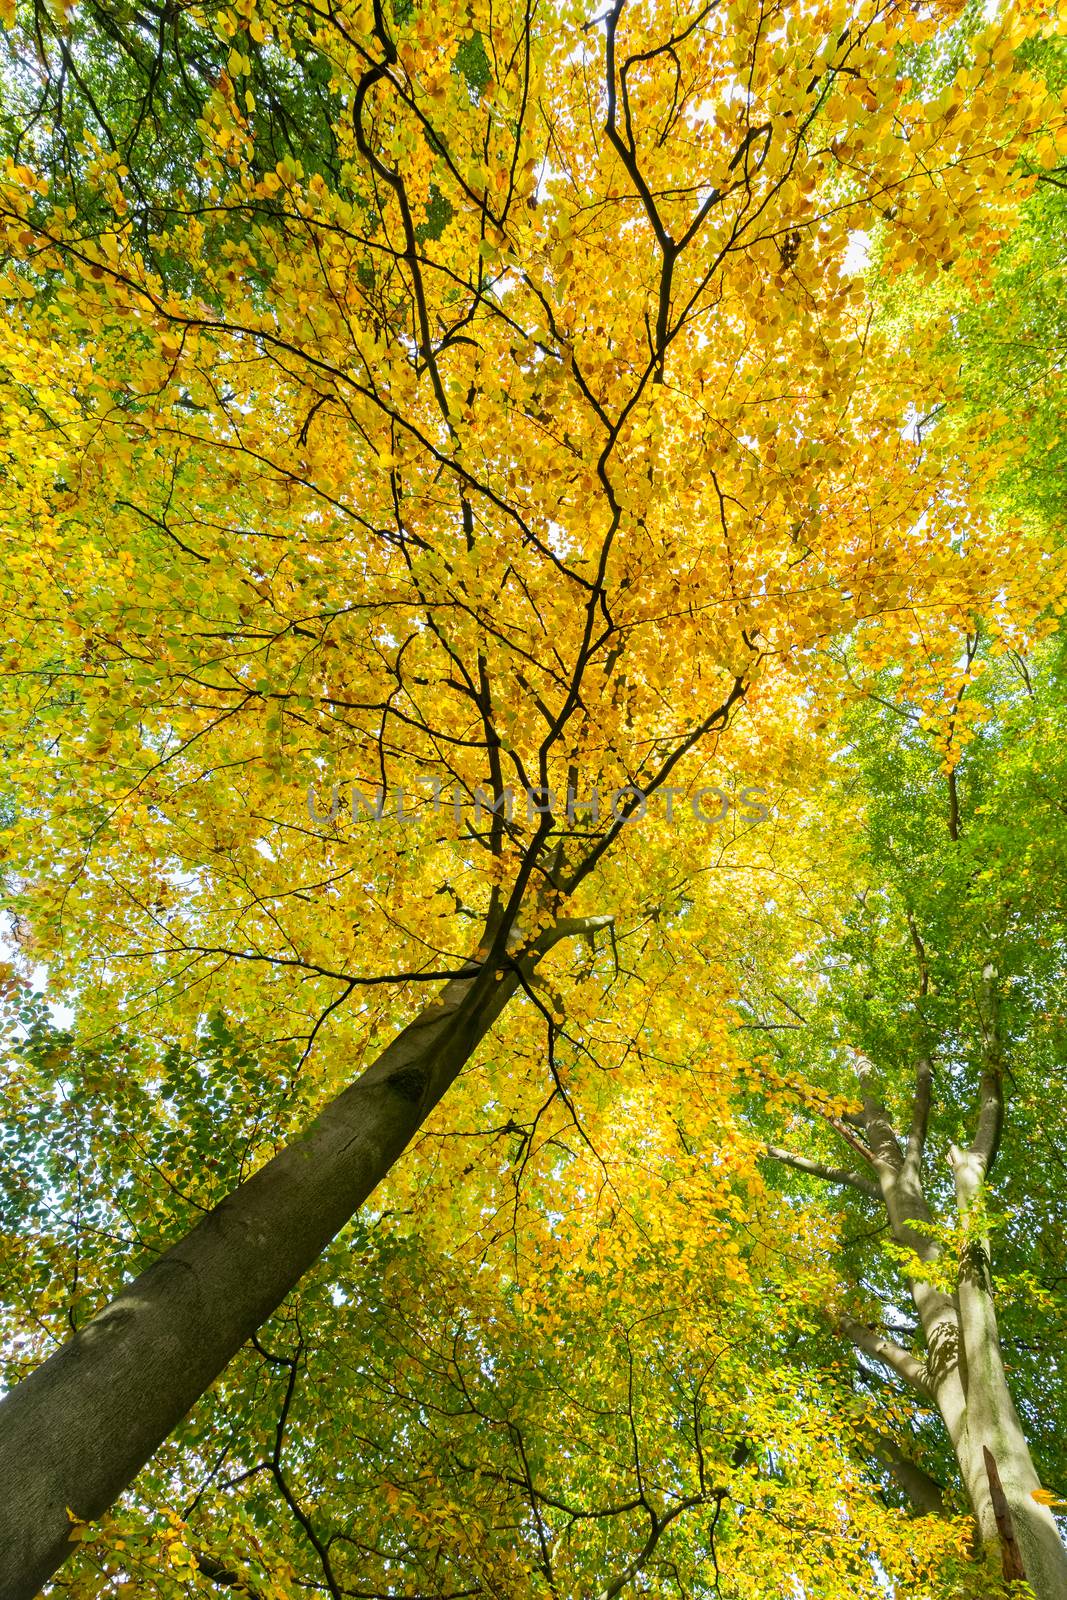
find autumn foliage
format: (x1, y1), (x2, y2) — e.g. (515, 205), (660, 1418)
(1, 0), (1066, 1594)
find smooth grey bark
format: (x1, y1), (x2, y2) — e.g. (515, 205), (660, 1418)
(869, 1434), (946, 1518)
(0, 917), (608, 1600)
(851, 1049), (1067, 1600)
(771, 1002), (1067, 1600)
(948, 1143), (1067, 1596)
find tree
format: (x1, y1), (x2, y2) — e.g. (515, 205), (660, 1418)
(755, 638), (1067, 1597)
(0, 0), (1061, 1592)
(1, 988), (977, 1599)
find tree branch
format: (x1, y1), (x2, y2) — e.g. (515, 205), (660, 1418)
(852, 1055), (904, 1174)
(192, 1553), (268, 1599)
(969, 962), (1005, 1179)
(764, 1145), (881, 1200)
(597, 1493), (708, 1600)
(902, 1055), (934, 1183)
(837, 1316), (932, 1398)
(869, 1434), (946, 1519)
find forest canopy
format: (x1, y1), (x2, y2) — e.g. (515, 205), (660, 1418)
(1, 0), (1067, 1596)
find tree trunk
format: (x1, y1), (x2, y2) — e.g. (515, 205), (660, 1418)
(833, 1063), (1067, 1600)
(885, 1261), (1067, 1598)
(947, 1148), (1067, 1600)
(0, 920), (604, 1599)
(932, 1342), (1067, 1600)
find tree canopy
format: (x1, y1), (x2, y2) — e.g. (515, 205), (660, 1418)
(1, 0), (1067, 1596)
